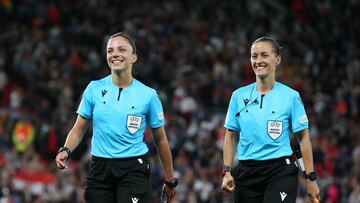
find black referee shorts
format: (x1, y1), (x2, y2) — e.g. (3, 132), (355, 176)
(84, 153), (151, 203)
(233, 156), (299, 203)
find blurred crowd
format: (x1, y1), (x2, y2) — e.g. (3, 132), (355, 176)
(1, 0), (360, 202)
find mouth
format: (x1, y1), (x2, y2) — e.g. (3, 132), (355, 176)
(254, 64), (267, 70)
(111, 59), (125, 65)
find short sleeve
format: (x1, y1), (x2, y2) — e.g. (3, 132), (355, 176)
(291, 93), (309, 133)
(76, 82), (94, 119)
(224, 92), (240, 132)
(148, 92), (165, 128)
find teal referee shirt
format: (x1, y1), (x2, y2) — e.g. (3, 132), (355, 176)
(77, 75), (165, 158)
(224, 82), (309, 160)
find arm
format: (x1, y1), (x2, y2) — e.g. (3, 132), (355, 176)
(151, 126), (176, 201)
(221, 129), (237, 192)
(55, 115), (90, 169)
(295, 129), (320, 203)
(152, 126), (175, 181)
(223, 129), (237, 169)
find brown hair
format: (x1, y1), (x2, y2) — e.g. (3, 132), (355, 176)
(109, 32), (137, 54)
(252, 36), (281, 56)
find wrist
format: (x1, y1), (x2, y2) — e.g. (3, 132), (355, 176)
(164, 178), (178, 189)
(304, 171), (317, 181)
(58, 147), (72, 160)
(222, 165), (232, 177)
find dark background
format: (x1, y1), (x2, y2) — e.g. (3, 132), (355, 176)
(0, 0), (359, 202)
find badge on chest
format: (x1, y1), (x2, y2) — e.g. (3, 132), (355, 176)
(267, 120), (283, 140)
(127, 115), (142, 134)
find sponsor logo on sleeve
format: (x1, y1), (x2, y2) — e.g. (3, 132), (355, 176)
(158, 112), (164, 120)
(299, 115), (308, 124)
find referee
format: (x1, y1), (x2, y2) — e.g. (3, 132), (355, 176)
(55, 32), (177, 203)
(221, 37), (320, 203)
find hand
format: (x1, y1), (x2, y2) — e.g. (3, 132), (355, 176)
(221, 172), (235, 193)
(161, 184), (176, 202)
(306, 180), (320, 203)
(55, 151), (69, 169)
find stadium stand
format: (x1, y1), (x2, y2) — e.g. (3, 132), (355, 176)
(0, 0), (359, 202)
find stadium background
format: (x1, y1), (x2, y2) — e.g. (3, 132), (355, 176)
(0, 0), (360, 202)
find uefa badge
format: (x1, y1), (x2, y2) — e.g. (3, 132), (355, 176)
(127, 115), (142, 134)
(267, 120), (283, 140)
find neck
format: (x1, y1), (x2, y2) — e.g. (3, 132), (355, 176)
(111, 71), (133, 88)
(256, 77), (275, 94)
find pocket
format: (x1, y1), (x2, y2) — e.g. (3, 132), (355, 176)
(129, 155), (151, 193)
(137, 155), (151, 176)
(283, 159), (299, 176)
(88, 159), (106, 181)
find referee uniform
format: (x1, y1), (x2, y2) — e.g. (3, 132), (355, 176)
(79, 75), (165, 203)
(224, 82), (309, 203)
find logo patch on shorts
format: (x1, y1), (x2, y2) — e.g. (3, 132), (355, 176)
(267, 120), (283, 140)
(131, 197), (139, 203)
(127, 115), (142, 134)
(280, 192), (287, 201)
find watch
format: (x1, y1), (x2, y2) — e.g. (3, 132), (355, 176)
(164, 178), (178, 189)
(58, 147), (72, 160)
(305, 172), (317, 181)
(222, 165), (232, 176)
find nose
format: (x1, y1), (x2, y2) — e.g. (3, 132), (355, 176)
(110, 51), (120, 58)
(254, 56), (264, 64)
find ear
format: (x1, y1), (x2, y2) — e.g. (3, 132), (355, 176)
(276, 55), (281, 66)
(131, 54), (138, 64)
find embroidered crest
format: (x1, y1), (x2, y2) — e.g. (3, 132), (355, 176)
(127, 115), (142, 134)
(267, 120), (283, 140)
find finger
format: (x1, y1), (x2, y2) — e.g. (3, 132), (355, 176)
(316, 194), (321, 200)
(56, 160), (67, 169)
(310, 196), (319, 203)
(228, 184), (235, 192)
(167, 194), (171, 202)
(315, 194), (321, 203)
(221, 185), (232, 193)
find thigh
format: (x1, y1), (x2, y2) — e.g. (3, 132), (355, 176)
(85, 158), (116, 203)
(85, 187), (116, 203)
(234, 187), (263, 203)
(115, 156), (151, 203)
(117, 185), (149, 203)
(233, 164), (266, 203)
(263, 173), (298, 203)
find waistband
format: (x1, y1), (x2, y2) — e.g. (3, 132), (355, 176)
(239, 155), (295, 165)
(91, 152), (149, 162)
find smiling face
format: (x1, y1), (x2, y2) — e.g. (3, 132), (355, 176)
(250, 41), (281, 80)
(106, 36), (137, 74)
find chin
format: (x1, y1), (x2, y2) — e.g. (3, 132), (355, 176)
(111, 66), (126, 72)
(256, 73), (268, 79)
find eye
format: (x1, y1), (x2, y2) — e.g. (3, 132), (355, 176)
(261, 53), (269, 58)
(118, 48), (127, 52)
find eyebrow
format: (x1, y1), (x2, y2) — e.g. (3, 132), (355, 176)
(107, 45), (131, 50)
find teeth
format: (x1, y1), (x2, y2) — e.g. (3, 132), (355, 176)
(112, 60), (123, 64)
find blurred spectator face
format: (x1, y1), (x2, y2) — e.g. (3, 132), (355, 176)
(250, 41), (281, 80)
(106, 36), (137, 74)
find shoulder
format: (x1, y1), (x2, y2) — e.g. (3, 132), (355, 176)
(275, 82), (300, 97)
(232, 83), (255, 96)
(133, 79), (157, 96)
(89, 75), (110, 87)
